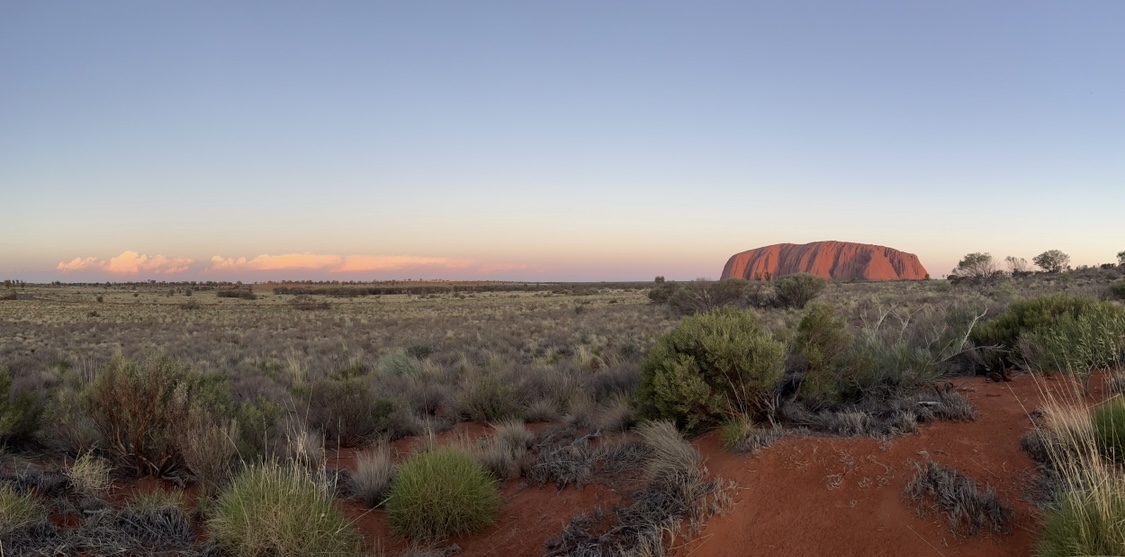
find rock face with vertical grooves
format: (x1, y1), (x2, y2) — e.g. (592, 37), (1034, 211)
(721, 241), (929, 281)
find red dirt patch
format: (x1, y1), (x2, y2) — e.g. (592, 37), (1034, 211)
(675, 373), (1094, 557)
(326, 375), (1081, 555)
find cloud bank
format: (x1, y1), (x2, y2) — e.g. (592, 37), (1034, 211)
(54, 251), (541, 279)
(56, 251), (194, 275)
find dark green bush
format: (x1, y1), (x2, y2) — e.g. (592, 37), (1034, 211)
(217, 289), (257, 300)
(1092, 399), (1125, 462)
(634, 309), (786, 432)
(647, 282), (682, 304)
(84, 356), (193, 476)
(1108, 280), (1125, 301)
(305, 377), (399, 446)
(970, 295), (1104, 370)
(666, 279), (752, 315)
(387, 448), (500, 541)
(457, 375), (523, 423)
(0, 368), (44, 444)
(793, 304), (855, 406)
(774, 273), (827, 309)
(1022, 303), (1125, 378)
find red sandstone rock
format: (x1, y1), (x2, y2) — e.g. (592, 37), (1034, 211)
(721, 241), (929, 281)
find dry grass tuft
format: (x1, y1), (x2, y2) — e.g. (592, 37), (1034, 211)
(905, 460), (1012, 537)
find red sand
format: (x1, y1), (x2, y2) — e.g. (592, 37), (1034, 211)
(86, 373), (1102, 556)
(337, 374), (1084, 556)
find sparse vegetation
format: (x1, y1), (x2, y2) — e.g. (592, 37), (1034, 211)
(2, 276), (1123, 555)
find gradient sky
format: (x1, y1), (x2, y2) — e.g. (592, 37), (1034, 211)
(2, 1), (1122, 282)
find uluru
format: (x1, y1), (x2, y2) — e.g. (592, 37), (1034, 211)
(721, 241), (929, 281)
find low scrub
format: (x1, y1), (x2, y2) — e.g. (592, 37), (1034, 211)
(209, 462), (363, 556)
(905, 461), (1011, 537)
(347, 444), (396, 508)
(970, 295), (1107, 371)
(774, 273), (826, 309)
(68, 452), (112, 497)
(0, 485), (47, 538)
(387, 447), (500, 541)
(1107, 280), (1125, 301)
(84, 356), (193, 476)
(546, 421), (730, 555)
(634, 309), (786, 432)
(0, 367), (44, 445)
(1020, 303), (1125, 381)
(305, 377), (401, 446)
(793, 304), (856, 406)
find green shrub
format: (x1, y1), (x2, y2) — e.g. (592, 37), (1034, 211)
(209, 463), (362, 557)
(1038, 486), (1125, 557)
(774, 273), (826, 309)
(665, 279), (752, 315)
(84, 356), (193, 476)
(387, 448), (500, 541)
(634, 309), (786, 432)
(305, 377), (399, 446)
(217, 289), (257, 300)
(1022, 303), (1125, 380)
(647, 282), (683, 304)
(0, 485), (47, 537)
(1092, 400), (1125, 462)
(1108, 281), (1125, 301)
(970, 295), (1103, 370)
(456, 375), (523, 423)
(0, 368), (44, 444)
(793, 304), (855, 406)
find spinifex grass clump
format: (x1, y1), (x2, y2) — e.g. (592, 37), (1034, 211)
(208, 462), (362, 557)
(386, 447), (500, 541)
(1028, 378), (1125, 556)
(1038, 465), (1125, 557)
(347, 444), (396, 508)
(0, 485), (47, 537)
(1091, 398), (1125, 462)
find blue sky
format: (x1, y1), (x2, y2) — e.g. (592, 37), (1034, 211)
(2, 1), (1122, 281)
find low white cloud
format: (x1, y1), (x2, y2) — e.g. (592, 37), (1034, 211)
(207, 253), (480, 274)
(56, 251), (194, 275)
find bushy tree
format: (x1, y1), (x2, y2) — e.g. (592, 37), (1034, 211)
(634, 309), (786, 432)
(774, 273), (826, 309)
(1005, 256), (1030, 276)
(1118, 251), (1125, 267)
(793, 304), (856, 406)
(951, 253), (1001, 285)
(1034, 250), (1071, 273)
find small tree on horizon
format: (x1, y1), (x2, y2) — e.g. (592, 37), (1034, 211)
(1005, 256), (1030, 276)
(952, 253), (1002, 286)
(1033, 250), (1071, 273)
(1118, 251), (1125, 267)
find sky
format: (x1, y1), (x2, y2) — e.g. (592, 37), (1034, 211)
(2, 1), (1122, 282)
